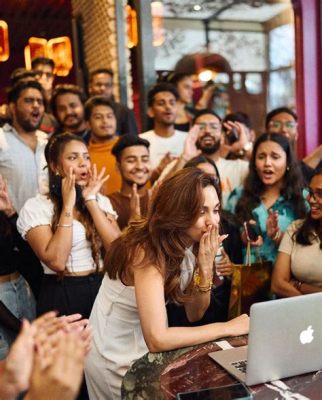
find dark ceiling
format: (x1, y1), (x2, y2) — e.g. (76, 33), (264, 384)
(0, 0), (70, 19)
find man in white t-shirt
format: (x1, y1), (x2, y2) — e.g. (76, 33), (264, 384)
(194, 110), (249, 207)
(156, 110), (249, 208)
(140, 83), (187, 176)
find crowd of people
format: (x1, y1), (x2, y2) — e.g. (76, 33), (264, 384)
(0, 57), (321, 400)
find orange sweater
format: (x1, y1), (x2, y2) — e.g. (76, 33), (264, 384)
(88, 138), (121, 195)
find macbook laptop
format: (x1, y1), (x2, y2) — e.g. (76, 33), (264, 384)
(209, 292), (322, 386)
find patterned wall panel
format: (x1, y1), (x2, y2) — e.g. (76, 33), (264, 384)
(71, 0), (133, 106)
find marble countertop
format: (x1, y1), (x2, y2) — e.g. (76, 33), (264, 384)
(122, 336), (322, 399)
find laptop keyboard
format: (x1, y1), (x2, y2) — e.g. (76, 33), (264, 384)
(231, 359), (247, 374)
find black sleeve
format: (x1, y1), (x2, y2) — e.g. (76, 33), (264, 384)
(8, 213), (44, 299)
(0, 301), (21, 333)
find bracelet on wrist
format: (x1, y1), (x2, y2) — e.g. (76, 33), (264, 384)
(193, 270), (214, 293)
(84, 194), (97, 203)
(56, 223), (73, 228)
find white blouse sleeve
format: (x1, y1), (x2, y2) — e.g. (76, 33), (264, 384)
(17, 194), (53, 239)
(97, 193), (118, 219)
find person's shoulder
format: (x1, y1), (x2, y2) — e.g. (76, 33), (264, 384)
(140, 130), (155, 138)
(22, 193), (52, 211)
(174, 129), (188, 135)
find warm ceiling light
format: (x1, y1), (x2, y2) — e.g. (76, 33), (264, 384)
(193, 4), (202, 11)
(24, 37), (48, 69)
(48, 37), (73, 77)
(24, 36), (73, 76)
(198, 69), (214, 82)
(0, 20), (9, 62)
(126, 5), (138, 48)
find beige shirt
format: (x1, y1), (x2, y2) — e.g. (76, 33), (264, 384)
(279, 220), (322, 287)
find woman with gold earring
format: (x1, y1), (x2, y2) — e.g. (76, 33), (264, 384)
(17, 132), (120, 318)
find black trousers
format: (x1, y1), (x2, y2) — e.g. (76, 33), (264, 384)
(37, 272), (103, 318)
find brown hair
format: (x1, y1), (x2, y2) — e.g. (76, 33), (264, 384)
(45, 133), (101, 272)
(105, 168), (219, 303)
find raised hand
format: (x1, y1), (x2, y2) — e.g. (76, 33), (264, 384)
(82, 164), (109, 200)
(129, 183), (141, 221)
(26, 332), (86, 400)
(0, 320), (36, 399)
(182, 124), (201, 162)
(0, 175), (15, 216)
(61, 167), (76, 210)
(266, 208), (280, 240)
(215, 247), (234, 277)
(197, 225), (228, 278)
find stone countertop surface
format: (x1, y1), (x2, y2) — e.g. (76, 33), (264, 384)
(122, 335), (322, 399)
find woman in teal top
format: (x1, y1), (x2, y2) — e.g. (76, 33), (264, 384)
(227, 133), (307, 265)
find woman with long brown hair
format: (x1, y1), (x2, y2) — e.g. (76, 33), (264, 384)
(17, 133), (120, 318)
(85, 168), (249, 400)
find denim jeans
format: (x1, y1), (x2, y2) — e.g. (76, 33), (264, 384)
(0, 274), (36, 360)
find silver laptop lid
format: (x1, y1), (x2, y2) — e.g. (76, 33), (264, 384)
(246, 292), (322, 385)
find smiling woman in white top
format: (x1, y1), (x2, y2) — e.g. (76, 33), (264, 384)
(17, 133), (120, 318)
(272, 168), (322, 297)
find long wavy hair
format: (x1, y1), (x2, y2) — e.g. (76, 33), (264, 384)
(105, 168), (219, 303)
(295, 167), (322, 248)
(45, 132), (101, 271)
(235, 133), (307, 222)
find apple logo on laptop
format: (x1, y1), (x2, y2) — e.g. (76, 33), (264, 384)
(300, 325), (314, 344)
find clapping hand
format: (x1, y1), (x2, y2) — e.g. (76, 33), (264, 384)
(82, 164), (109, 200)
(129, 183), (141, 222)
(61, 167), (76, 210)
(266, 209), (280, 240)
(181, 124), (201, 162)
(0, 174), (15, 216)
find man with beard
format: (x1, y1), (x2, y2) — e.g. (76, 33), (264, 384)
(194, 110), (249, 207)
(160, 110), (249, 208)
(88, 68), (138, 136)
(0, 80), (46, 298)
(0, 80), (48, 212)
(85, 96), (121, 195)
(109, 134), (151, 230)
(51, 84), (90, 143)
(140, 83), (187, 171)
